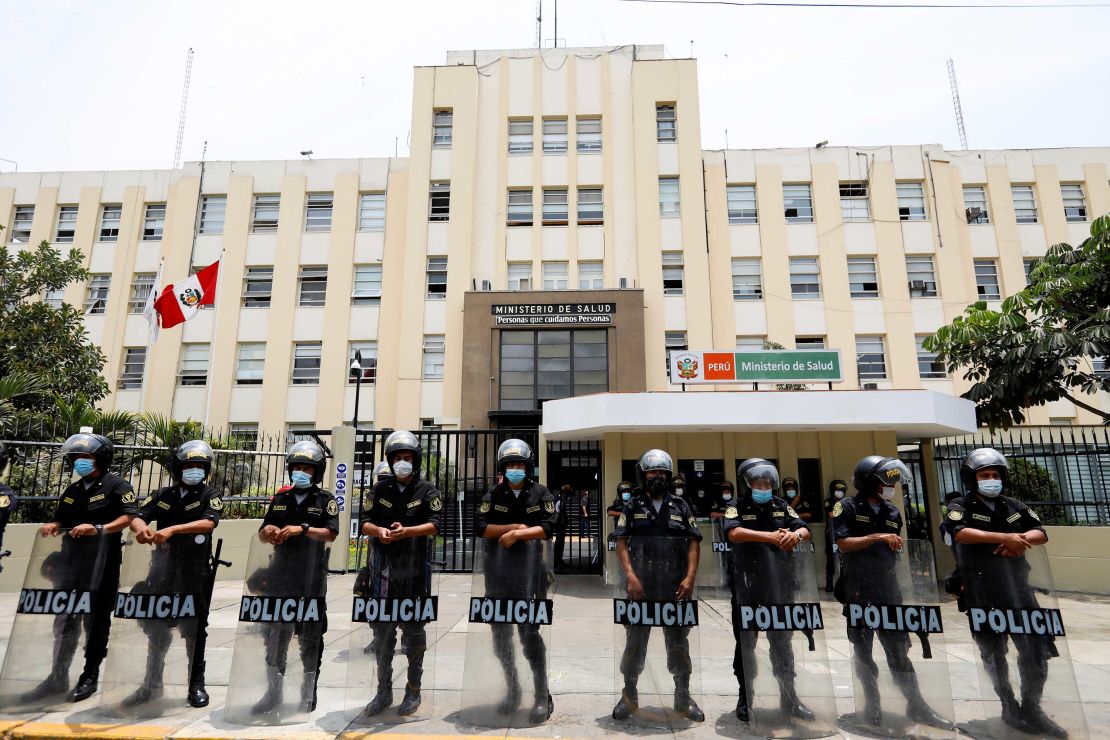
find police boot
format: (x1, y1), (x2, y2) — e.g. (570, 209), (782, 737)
(397, 649), (424, 716)
(897, 673), (953, 730)
(364, 682), (393, 716)
(497, 665), (522, 715)
(122, 650), (166, 708)
(1020, 695), (1067, 738)
(674, 677), (704, 722)
(735, 683), (751, 722)
(188, 661), (209, 708)
(528, 669), (553, 723)
(21, 670), (69, 703)
(856, 659), (882, 726)
(251, 667), (283, 715)
(299, 677), (317, 713)
(396, 684), (421, 716)
(69, 670), (99, 702)
(779, 678), (815, 721)
(612, 684), (638, 721)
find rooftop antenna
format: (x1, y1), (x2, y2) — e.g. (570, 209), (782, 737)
(173, 47), (194, 170)
(535, 0), (543, 48)
(947, 58), (969, 150)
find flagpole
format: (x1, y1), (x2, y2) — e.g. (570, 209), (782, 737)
(139, 259), (164, 413)
(201, 249), (224, 431)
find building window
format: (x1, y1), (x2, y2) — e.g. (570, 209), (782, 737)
(352, 264), (383, 304)
(974, 259), (1001, 300)
(292, 342), (322, 384)
(84, 274), (111, 315)
(499, 329), (608, 410)
(1012, 185), (1038, 224)
(43, 287), (64, 309)
(9, 206), (34, 244)
(432, 109), (453, 148)
(429, 182), (450, 221)
(236, 343), (265, 385)
(508, 119), (533, 154)
(856, 336), (887, 381)
(659, 177), (680, 218)
(198, 195), (226, 234)
(656, 104), (676, 142)
(305, 193), (333, 232)
(54, 206), (78, 243)
(298, 266), (328, 306)
(789, 257), (821, 299)
(906, 255), (938, 297)
(1061, 183), (1087, 222)
(230, 424), (259, 448)
(422, 335), (445, 379)
(963, 186), (989, 224)
(783, 184), (813, 223)
(508, 263), (532, 291)
(665, 331), (687, 379)
(1023, 257), (1038, 285)
(577, 187), (603, 224)
(252, 194), (280, 233)
(426, 257), (448, 299)
(98, 204), (122, 242)
(542, 189), (569, 225)
(916, 336), (945, 379)
(897, 183), (927, 221)
(542, 118), (568, 154)
(349, 341), (377, 384)
(662, 252), (684, 295)
(178, 343), (210, 386)
(576, 116), (602, 153)
(143, 203), (166, 241)
(507, 189), (533, 226)
(127, 273), (156, 313)
(726, 185), (758, 224)
(242, 267), (273, 308)
(731, 258), (762, 300)
(543, 262), (568, 291)
(578, 261), (603, 289)
(847, 256), (880, 298)
(119, 348), (147, 390)
(796, 336), (826, 350)
(358, 192), (386, 232)
(736, 336), (765, 352)
(840, 182), (870, 221)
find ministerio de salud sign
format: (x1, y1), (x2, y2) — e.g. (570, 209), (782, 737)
(492, 302), (615, 326)
(669, 349), (843, 384)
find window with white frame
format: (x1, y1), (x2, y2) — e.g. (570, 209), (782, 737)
(897, 182), (927, 221)
(54, 206), (78, 243)
(178, 343), (210, 386)
(432, 109), (453, 148)
(916, 336), (945, 379)
(856, 336), (887, 381)
(847, 256), (880, 298)
(358, 192), (386, 231)
(43, 287), (64, 309)
(578, 261), (603, 290)
(84, 274), (110, 315)
(291, 342), (322, 384)
(127, 273), (156, 313)
(731, 258), (762, 300)
(656, 104), (676, 142)
(665, 331), (687, 378)
(508, 263), (532, 291)
(577, 187), (603, 224)
(905, 255), (938, 297)
(840, 182), (870, 221)
(727, 185), (757, 224)
(9, 206), (34, 243)
(349, 341), (377, 384)
(974, 259), (1001, 300)
(662, 252), (685, 295)
(542, 188), (568, 225)
(542, 118), (568, 154)
(1012, 185), (1038, 224)
(576, 116), (601, 153)
(242, 267), (273, 307)
(423, 335), (445, 379)
(963, 186), (990, 224)
(783, 184), (813, 223)
(789, 257), (820, 298)
(230, 423), (259, 448)
(305, 193), (333, 232)
(98, 204), (121, 242)
(198, 195), (226, 234)
(542, 262), (568, 290)
(508, 119), (533, 154)
(507, 189), (533, 226)
(1023, 257), (1038, 285)
(1061, 183), (1087, 222)
(143, 203), (165, 241)
(658, 177), (680, 218)
(236, 343), (265, 384)
(352, 264), (383, 304)
(286, 425), (317, 443)
(298, 266), (328, 306)
(795, 336), (826, 350)
(251, 194), (280, 233)
(426, 257), (448, 299)
(428, 182), (450, 221)
(119, 348), (147, 390)
(736, 336), (765, 352)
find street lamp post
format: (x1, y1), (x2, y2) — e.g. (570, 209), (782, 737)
(350, 350), (363, 430)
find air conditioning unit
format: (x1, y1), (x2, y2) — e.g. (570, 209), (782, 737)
(965, 207), (983, 224)
(861, 383), (879, 390)
(909, 279), (926, 291)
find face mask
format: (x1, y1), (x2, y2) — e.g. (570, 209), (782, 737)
(392, 460), (414, 478)
(785, 489), (797, 497)
(291, 471), (312, 489)
(751, 489), (773, 505)
(880, 486), (897, 501)
(722, 493), (733, 502)
(834, 489), (845, 500)
(978, 479), (1003, 498)
(73, 459), (95, 477)
(645, 477), (669, 496)
(182, 468), (206, 486)
(505, 469), (526, 485)
(673, 488), (684, 497)
(621, 492), (631, 502)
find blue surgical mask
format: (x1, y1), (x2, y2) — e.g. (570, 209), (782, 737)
(291, 471), (313, 489)
(751, 489), (773, 505)
(977, 480), (1003, 498)
(73, 459), (95, 477)
(722, 493), (733, 502)
(182, 468), (206, 486)
(621, 492), (631, 502)
(505, 469), (526, 485)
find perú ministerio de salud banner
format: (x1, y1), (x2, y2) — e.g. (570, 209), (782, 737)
(668, 349), (844, 384)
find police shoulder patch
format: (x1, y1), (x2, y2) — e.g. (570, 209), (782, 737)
(948, 510), (963, 521)
(209, 497), (223, 511)
(618, 514), (626, 527)
(430, 496), (443, 512)
(121, 491), (136, 504)
(326, 500), (339, 516)
(479, 501), (491, 514)
(787, 506), (799, 519)
(544, 499), (555, 513)
(725, 506), (738, 519)
(139, 496), (152, 507)
(831, 501), (844, 518)
(1028, 508), (1040, 522)
(688, 516), (697, 528)
(0, 495), (9, 509)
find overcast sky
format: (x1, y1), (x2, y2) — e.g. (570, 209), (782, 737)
(2, 0), (1107, 172)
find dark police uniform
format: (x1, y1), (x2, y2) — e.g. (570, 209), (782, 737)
(133, 483), (222, 689)
(612, 491), (702, 689)
(723, 496), (808, 696)
(359, 475), (443, 692)
(822, 489), (845, 589)
(0, 482), (13, 554)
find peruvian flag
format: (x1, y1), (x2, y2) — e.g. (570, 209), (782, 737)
(152, 261), (220, 329)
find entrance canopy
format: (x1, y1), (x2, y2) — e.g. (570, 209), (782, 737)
(542, 390), (976, 442)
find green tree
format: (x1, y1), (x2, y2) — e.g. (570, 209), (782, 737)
(924, 215), (1110, 428)
(1006, 458), (1066, 525)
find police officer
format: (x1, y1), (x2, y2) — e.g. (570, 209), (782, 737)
(709, 481), (735, 520)
(833, 456), (951, 730)
(724, 458), (814, 722)
(782, 477), (813, 521)
(607, 481), (633, 519)
(124, 440), (222, 708)
(26, 433), (138, 702)
(823, 480), (848, 591)
(252, 440), (339, 715)
(360, 430), (443, 717)
(947, 448), (1065, 737)
(0, 442), (15, 552)
(612, 449), (704, 723)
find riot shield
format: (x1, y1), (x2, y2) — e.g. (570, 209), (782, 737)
(710, 518), (732, 589)
(611, 536), (703, 730)
(0, 531), (110, 711)
(460, 538), (555, 728)
(838, 538), (955, 738)
(731, 540), (836, 738)
(345, 537), (439, 725)
(955, 542), (1086, 739)
(224, 535), (330, 725)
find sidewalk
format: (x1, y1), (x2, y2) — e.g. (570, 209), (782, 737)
(0, 572), (1106, 739)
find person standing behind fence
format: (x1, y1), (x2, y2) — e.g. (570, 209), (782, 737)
(554, 484), (571, 570)
(0, 442), (14, 554)
(578, 489), (590, 537)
